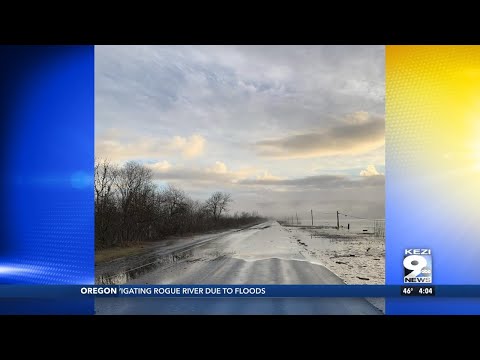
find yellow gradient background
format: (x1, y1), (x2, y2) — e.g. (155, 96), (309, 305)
(387, 46), (480, 202)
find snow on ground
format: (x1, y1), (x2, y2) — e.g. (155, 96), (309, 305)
(285, 226), (385, 284)
(283, 224), (385, 312)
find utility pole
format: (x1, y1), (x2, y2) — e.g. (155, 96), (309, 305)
(296, 212), (299, 225)
(311, 209), (313, 227)
(337, 211), (340, 230)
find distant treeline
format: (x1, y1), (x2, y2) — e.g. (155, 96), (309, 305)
(95, 159), (265, 249)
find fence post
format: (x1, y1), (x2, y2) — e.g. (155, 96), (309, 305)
(337, 211), (340, 230)
(311, 209), (313, 227)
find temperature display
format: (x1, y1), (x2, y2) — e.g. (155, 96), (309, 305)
(401, 286), (436, 296)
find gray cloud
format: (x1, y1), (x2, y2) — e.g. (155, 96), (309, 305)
(256, 201), (277, 208)
(152, 163), (384, 191)
(96, 45), (385, 218)
(153, 168), (233, 183)
(230, 187), (385, 219)
(150, 166), (385, 219)
(154, 170), (385, 219)
(255, 113), (384, 159)
(96, 46), (384, 142)
(239, 174), (384, 189)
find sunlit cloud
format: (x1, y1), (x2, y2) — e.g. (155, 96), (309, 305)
(147, 160), (172, 172)
(170, 134), (205, 158)
(360, 164), (383, 176)
(255, 171), (283, 181)
(96, 133), (206, 162)
(208, 161), (228, 174)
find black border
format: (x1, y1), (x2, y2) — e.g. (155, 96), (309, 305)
(1, 11), (480, 44)
(2, 315), (476, 343)
(3, 314), (479, 323)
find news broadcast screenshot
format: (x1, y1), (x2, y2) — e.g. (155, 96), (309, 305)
(1, 45), (479, 315)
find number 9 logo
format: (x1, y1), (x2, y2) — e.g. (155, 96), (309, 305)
(403, 255), (427, 278)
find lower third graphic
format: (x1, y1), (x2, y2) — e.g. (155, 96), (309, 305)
(403, 249), (432, 283)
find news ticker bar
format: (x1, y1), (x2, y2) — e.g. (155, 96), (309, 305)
(0, 285), (480, 298)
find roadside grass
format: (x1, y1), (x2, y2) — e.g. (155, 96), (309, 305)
(95, 244), (147, 265)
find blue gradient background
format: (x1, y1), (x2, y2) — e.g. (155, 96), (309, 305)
(386, 174), (480, 314)
(0, 46), (94, 314)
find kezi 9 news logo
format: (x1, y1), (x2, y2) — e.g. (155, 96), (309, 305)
(403, 249), (432, 283)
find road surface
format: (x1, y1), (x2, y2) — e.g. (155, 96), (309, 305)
(96, 221), (382, 315)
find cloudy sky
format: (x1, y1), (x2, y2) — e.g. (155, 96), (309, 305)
(95, 45), (385, 220)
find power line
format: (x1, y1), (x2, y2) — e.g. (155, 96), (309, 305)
(338, 212), (374, 220)
(307, 210), (375, 220)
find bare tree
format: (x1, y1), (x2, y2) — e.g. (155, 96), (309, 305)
(94, 158), (116, 203)
(156, 184), (191, 234)
(95, 158), (118, 248)
(114, 161), (154, 244)
(94, 160), (264, 249)
(114, 161), (153, 207)
(160, 184), (189, 218)
(205, 192), (232, 221)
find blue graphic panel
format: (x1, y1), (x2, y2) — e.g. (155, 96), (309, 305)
(0, 45), (94, 314)
(386, 146), (480, 314)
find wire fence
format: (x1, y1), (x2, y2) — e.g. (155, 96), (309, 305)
(280, 210), (385, 239)
(374, 219), (385, 239)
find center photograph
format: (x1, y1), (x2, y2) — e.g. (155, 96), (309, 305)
(94, 45), (385, 315)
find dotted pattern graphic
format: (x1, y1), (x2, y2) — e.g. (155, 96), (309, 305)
(23, 200), (93, 284)
(387, 46), (480, 177)
(1, 194), (94, 285)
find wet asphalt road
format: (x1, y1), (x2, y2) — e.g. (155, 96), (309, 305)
(96, 221), (382, 315)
